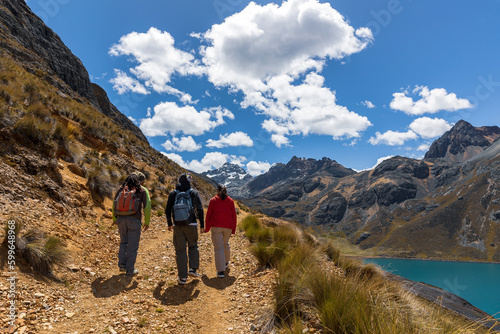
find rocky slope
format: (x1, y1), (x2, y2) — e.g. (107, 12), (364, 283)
(239, 121), (500, 262)
(0, 0), (145, 143)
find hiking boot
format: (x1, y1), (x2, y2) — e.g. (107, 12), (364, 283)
(126, 269), (138, 277)
(217, 271), (225, 278)
(188, 268), (200, 277)
(119, 266), (126, 272)
(178, 277), (187, 285)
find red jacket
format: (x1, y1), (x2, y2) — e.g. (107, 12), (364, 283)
(205, 195), (237, 234)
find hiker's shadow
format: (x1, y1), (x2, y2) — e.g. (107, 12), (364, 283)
(153, 280), (200, 305)
(201, 271), (236, 290)
(91, 274), (138, 298)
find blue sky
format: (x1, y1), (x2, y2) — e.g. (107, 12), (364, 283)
(26, 0), (500, 175)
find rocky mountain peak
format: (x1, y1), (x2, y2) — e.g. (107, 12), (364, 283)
(201, 163), (253, 195)
(424, 119), (500, 162)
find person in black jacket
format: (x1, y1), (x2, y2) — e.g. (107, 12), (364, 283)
(165, 172), (205, 285)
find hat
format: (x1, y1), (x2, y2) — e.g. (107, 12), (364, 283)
(131, 171), (146, 182)
(178, 172), (192, 184)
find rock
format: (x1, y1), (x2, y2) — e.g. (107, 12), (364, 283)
(34, 293), (45, 298)
(65, 312), (75, 318)
(67, 164), (86, 177)
(314, 193), (347, 224)
(354, 232), (372, 245)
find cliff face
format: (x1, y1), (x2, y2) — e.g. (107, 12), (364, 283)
(0, 0), (97, 106)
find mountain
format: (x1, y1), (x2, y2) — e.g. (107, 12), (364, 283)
(233, 156), (356, 199)
(425, 119), (500, 162)
(202, 162), (253, 196)
(0, 0), (146, 143)
(0, 0), (216, 277)
(239, 121), (500, 262)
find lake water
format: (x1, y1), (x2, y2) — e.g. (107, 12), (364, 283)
(363, 258), (500, 319)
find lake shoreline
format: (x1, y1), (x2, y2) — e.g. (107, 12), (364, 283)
(350, 254), (500, 265)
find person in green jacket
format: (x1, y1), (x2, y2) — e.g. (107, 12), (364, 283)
(112, 172), (151, 276)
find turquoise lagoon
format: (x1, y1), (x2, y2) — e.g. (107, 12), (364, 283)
(363, 258), (500, 319)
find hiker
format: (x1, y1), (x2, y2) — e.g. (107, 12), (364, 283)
(165, 172), (205, 285)
(205, 185), (237, 278)
(112, 172), (151, 277)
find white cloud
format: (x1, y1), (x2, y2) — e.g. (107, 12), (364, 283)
(162, 152), (246, 173)
(409, 117), (453, 138)
(110, 27), (202, 100)
(246, 161), (272, 176)
(110, 69), (149, 95)
(271, 134), (292, 148)
(368, 130), (418, 146)
(128, 116), (138, 124)
(253, 73), (372, 145)
(361, 100), (375, 109)
(417, 143), (431, 152)
(355, 155), (394, 172)
(162, 136), (202, 152)
(201, 0), (373, 146)
(202, 0), (373, 90)
(139, 102), (234, 137)
(206, 131), (254, 148)
(390, 86), (473, 115)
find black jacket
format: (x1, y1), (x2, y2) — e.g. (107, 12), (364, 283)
(165, 182), (204, 228)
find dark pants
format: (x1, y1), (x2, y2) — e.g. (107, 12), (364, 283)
(173, 225), (199, 279)
(117, 216), (142, 273)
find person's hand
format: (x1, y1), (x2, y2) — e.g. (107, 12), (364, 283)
(168, 226), (173, 232)
(200, 227), (206, 234)
(142, 224), (149, 232)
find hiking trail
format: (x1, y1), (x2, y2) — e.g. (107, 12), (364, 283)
(1, 211), (275, 334)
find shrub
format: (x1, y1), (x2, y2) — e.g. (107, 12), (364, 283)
(3, 221), (67, 275)
(273, 225), (299, 246)
(27, 102), (51, 120)
(23, 82), (39, 103)
(322, 240), (341, 264)
(14, 115), (53, 148)
(86, 166), (114, 201)
(0, 89), (11, 104)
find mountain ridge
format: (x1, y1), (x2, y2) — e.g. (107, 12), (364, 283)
(237, 120), (500, 262)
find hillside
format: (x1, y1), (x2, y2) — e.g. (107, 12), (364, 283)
(238, 121), (500, 262)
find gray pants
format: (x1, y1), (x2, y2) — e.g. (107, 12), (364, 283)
(211, 227), (232, 272)
(173, 225), (199, 279)
(117, 216), (142, 273)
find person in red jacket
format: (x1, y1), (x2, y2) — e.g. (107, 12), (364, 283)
(205, 185), (237, 278)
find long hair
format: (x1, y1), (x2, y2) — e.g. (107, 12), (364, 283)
(217, 184), (227, 200)
(122, 174), (142, 193)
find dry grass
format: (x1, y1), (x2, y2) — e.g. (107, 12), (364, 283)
(3, 221), (68, 275)
(239, 214), (499, 334)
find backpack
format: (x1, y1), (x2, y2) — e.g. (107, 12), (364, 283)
(173, 189), (193, 224)
(114, 186), (141, 216)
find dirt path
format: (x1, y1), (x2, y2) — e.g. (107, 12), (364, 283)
(1, 213), (275, 334)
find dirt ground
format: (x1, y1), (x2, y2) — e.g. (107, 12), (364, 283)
(0, 210), (276, 334)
